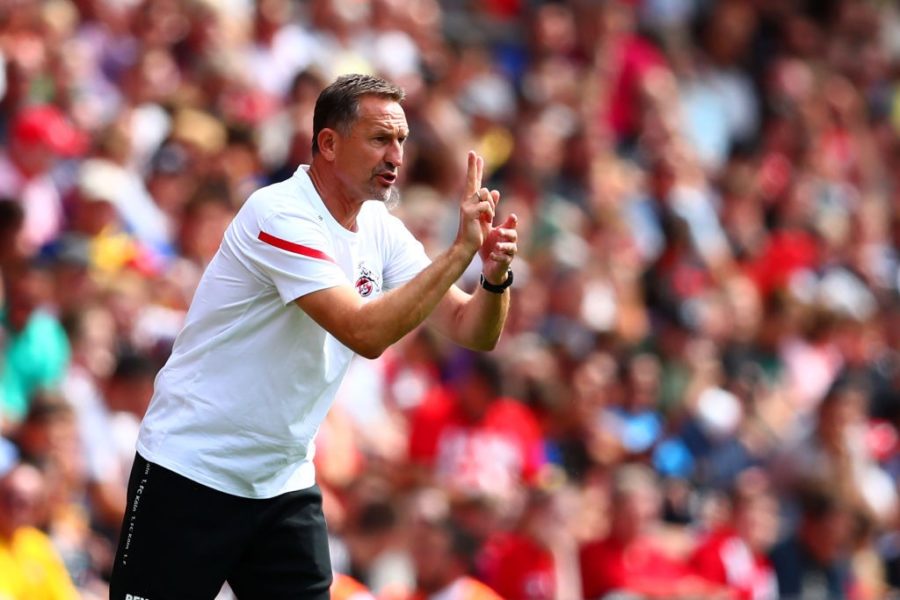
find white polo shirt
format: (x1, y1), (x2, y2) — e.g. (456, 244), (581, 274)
(137, 166), (430, 498)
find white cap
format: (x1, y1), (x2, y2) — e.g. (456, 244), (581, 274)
(78, 158), (129, 205)
(696, 386), (743, 438)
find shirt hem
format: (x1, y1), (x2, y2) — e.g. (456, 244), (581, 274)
(135, 441), (316, 499)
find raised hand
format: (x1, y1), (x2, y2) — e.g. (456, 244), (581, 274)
(480, 212), (518, 285)
(455, 151), (497, 256)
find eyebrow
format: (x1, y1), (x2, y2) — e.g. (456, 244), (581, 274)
(371, 124), (408, 134)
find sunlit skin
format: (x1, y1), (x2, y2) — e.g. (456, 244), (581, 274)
(296, 89), (518, 358)
(307, 94), (516, 286)
(309, 96), (408, 231)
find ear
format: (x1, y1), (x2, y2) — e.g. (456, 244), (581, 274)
(317, 128), (338, 161)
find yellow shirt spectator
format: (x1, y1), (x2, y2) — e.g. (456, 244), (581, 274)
(0, 526), (79, 600)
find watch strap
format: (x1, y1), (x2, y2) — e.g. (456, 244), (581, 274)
(480, 271), (513, 293)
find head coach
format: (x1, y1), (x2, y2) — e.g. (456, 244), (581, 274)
(109, 73), (518, 599)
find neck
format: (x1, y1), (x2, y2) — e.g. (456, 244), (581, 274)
(308, 158), (362, 231)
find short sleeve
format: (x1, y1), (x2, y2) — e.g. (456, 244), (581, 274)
(382, 214), (431, 290)
(246, 210), (349, 304)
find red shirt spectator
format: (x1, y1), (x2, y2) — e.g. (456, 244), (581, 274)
(580, 535), (690, 599)
(744, 228), (819, 298)
(579, 465), (725, 599)
(408, 355), (545, 499)
(692, 528), (778, 600)
(481, 532), (555, 600)
(692, 471), (780, 600)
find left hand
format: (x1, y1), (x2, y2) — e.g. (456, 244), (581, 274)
(479, 212), (518, 285)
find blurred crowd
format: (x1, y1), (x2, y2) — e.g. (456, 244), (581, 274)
(2, 0), (900, 598)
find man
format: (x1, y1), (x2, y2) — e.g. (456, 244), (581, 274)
(769, 488), (859, 600)
(382, 518), (503, 600)
(0, 105), (87, 251)
(408, 353), (545, 503)
(579, 464), (729, 599)
(691, 473), (779, 600)
(479, 489), (579, 600)
(109, 74), (518, 599)
(0, 460), (80, 600)
(1, 259), (71, 427)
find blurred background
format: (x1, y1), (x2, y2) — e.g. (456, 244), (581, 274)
(1, 0), (900, 598)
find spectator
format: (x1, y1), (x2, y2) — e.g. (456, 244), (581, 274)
(691, 471), (780, 599)
(776, 377), (898, 525)
(479, 487), (580, 600)
(0, 460), (79, 600)
(0, 260), (70, 426)
(12, 393), (107, 592)
(770, 487), (859, 600)
(384, 517), (502, 600)
(0, 105), (86, 251)
(340, 483), (412, 594)
(579, 463), (726, 599)
(408, 352), (545, 503)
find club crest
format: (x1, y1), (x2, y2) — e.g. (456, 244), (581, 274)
(355, 264), (381, 298)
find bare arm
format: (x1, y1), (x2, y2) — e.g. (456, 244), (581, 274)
(296, 243), (476, 359)
(428, 202), (519, 351)
(296, 152), (504, 358)
(428, 284), (509, 351)
(392, 157), (519, 352)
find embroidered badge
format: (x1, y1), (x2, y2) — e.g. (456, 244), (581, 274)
(355, 264), (381, 298)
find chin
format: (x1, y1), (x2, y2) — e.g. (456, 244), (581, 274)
(370, 186), (400, 210)
(384, 186), (400, 210)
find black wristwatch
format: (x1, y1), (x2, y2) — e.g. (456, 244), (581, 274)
(480, 271), (513, 293)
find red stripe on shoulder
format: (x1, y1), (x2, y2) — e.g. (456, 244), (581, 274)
(258, 231), (335, 263)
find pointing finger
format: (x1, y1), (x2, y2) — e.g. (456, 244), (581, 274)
(465, 151), (482, 198)
(465, 151), (477, 197)
(477, 154), (484, 191)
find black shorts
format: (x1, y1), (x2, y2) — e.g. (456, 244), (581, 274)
(109, 453), (332, 600)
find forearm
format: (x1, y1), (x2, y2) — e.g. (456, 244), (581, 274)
(333, 243), (475, 358)
(447, 283), (510, 351)
(298, 151), (513, 358)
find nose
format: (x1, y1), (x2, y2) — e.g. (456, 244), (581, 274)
(385, 139), (404, 169)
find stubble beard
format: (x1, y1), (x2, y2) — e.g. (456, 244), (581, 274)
(370, 179), (400, 211)
(384, 186), (400, 211)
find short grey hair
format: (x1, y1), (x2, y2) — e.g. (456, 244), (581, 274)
(311, 74), (405, 155)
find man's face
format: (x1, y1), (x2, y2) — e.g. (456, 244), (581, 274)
(0, 465), (45, 539)
(333, 95), (408, 205)
(410, 525), (455, 593)
(737, 495), (779, 553)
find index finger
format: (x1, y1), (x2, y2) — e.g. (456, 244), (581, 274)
(465, 151), (483, 197)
